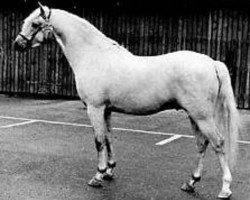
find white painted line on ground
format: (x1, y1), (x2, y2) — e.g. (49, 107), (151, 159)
(0, 120), (37, 128)
(37, 120), (93, 128)
(0, 115), (92, 128)
(0, 115), (34, 121)
(238, 140), (250, 145)
(112, 127), (185, 137)
(155, 135), (182, 145)
(0, 115), (249, 145)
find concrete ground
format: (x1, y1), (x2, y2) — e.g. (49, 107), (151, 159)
(0, 95), (248, 200)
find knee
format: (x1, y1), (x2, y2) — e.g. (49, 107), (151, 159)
(95, 137), (105, 151)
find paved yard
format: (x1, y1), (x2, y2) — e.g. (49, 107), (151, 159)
(0, 95), (248, 200)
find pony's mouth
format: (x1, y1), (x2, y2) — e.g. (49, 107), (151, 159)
(14, 40), (29, 52)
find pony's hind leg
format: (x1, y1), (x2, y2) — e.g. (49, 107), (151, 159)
(186, 117), (232, 198)
(181, 118), (209, 193)
(198, 119), (232, 198)
(87, 105), (108, 187)
(103, 109), (116, 180)
(217, 153), (232, 199)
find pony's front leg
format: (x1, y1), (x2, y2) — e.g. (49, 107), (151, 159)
(87, 105), (108, 187)
(103, 109), (116, 180)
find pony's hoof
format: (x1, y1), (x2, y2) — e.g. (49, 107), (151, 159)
(218, 190), (232, 199)
(181, 182), (195, 193)
(87, 177), (103, 188)
(103, 172), (115, 181)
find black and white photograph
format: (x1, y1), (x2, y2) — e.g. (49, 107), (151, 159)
(0, 0), (249, 199)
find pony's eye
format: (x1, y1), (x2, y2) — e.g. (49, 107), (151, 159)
(31, 23), (40, 28)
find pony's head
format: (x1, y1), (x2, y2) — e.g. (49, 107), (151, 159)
(14, 2), (53, 51)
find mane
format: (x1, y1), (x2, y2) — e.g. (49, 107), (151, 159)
(54, 9), (131, 53)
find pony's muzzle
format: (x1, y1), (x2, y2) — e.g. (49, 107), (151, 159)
(13, 36), (29, 52)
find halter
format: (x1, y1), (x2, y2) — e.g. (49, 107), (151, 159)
(18, 8), (53, 47)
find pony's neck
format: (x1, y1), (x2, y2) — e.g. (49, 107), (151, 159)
(49, 9), (129, 71)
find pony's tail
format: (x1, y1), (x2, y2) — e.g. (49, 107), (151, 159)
(214, 61), (240, 169)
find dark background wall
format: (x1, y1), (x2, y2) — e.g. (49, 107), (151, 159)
(3, 0), (250, 12)
(0, 1), (250, 108)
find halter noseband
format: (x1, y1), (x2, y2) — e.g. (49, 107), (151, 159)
(18, 8), (52, 46)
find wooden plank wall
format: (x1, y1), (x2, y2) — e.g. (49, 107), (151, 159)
(0, 8), (249, 108)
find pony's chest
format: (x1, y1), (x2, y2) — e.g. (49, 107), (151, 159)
(74, 73), (109, 104)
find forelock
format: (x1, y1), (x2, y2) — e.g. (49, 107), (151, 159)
(24, 6), (49, 26)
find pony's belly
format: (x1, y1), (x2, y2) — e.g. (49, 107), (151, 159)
(110, 99), (181, 115)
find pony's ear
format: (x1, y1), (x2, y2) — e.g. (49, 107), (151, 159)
(38, 1), (46, 18)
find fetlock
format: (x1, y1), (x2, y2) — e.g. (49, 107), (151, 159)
(181, 174), (201, 193)
(103, 162), (116, 181)
(87, 168), (107, 187)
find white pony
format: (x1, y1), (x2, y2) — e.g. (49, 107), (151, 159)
(14, 3), (240, 199)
